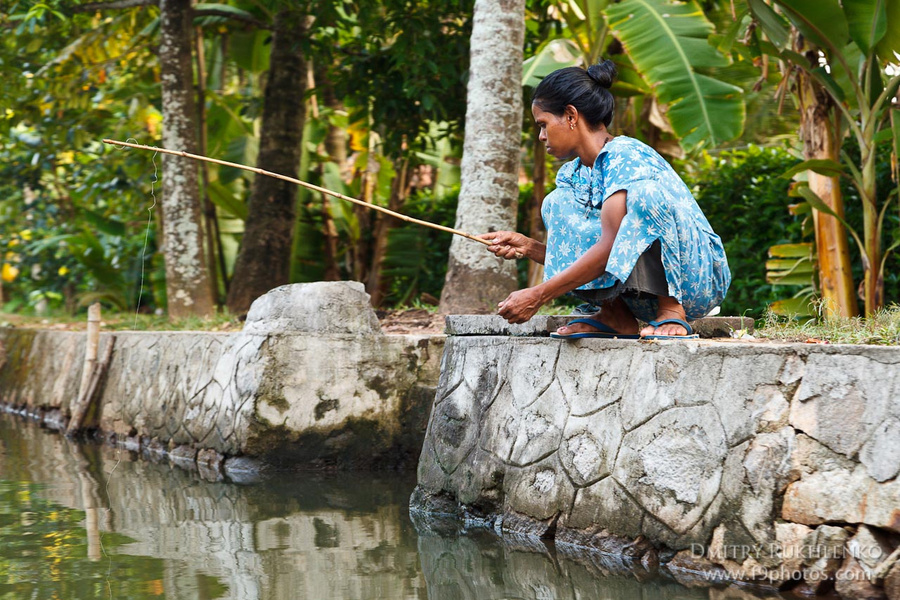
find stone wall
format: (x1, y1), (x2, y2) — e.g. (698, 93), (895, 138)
(411, 329), (900, 599)
(0, 282), (443, 471)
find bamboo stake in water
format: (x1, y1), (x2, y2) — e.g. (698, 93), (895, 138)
(102, 138), (492, 247)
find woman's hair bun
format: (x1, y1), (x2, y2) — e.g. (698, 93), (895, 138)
(586, 60), (617, 89)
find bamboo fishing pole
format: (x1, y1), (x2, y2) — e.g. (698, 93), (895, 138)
(102, 138), (492, 247)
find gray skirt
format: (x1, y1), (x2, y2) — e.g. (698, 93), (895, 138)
(572, 240), (668, 305)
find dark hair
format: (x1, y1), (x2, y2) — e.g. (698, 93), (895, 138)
(532, 61), (617, 129)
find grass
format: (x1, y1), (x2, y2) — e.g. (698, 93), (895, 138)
(0, 309), (243, 332)
(756, 305), (900, 345)
(5, 302), (900, 345)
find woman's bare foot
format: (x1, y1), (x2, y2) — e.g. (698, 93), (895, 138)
(640, 296), (691, 337)
(555, 297), (640, 336)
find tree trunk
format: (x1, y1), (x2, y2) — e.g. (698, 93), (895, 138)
(158, 0), (215, 318)
(527, 124), (546, 288)
(439, 0), (525, 314)
(797, 57), (858, 319)
(194, 24), (225, 304)
(226, 8), (309, 316)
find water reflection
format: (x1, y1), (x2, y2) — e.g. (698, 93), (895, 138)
(0, 414), (784, 600)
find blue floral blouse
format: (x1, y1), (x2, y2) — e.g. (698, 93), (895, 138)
(541, 136), (731, 321)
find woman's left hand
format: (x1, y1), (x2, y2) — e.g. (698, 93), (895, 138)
(498, 287), (546, 324)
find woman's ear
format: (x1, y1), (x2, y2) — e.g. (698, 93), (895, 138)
(564, 104), (579, 126)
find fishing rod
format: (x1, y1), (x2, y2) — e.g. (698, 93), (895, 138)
(102, 138), (492, 247)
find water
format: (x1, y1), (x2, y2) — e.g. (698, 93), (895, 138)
(0, 414), (781, 600)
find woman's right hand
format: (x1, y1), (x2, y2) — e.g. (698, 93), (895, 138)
(478, 231), (532, 260)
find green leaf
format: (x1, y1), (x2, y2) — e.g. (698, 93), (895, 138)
(766, 258), (815, 271)
(746, 0), (789, 48)
(193, 3), (258, 25)
(892, 109), (900, 206)
(206, 180), (247, 220)
(769, 243), (814, 258)
(780, 158), (845, 179)
(522, 38), (582, 88)
(606, 0), (745, 150)
(773, 0), (850, 51)
(79, 208), (127, 237)
(875, 0), (900, 61)
(767, 271), (815, 285)
(796, 185), (841, 220)
(842, 0), (887, 55)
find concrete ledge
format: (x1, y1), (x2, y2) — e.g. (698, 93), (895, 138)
(445, 315), (754, 338)
(412, 335), (900, 598)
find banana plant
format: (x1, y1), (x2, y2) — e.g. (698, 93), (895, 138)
(524, 0), (745, 152)
(743, 0), (900, 316)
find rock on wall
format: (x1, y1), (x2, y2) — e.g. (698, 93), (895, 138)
(412, 334), (900, 597)
(0, 282), (443, 470)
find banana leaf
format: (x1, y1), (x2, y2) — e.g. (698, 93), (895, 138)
(606, 0), (745, 150)
(841, 0), (887, 55)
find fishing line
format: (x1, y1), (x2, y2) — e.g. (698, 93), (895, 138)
(100, 137), (159, 599)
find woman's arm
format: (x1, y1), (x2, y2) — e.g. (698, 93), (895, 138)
(497, 191), (627, 323)
(478, 231), (546, 264)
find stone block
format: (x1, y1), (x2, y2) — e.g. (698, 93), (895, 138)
(559, 404), (622, 486)
(444, 314), (752, 338)
(690, 316), (755, 338)
(613, 404), (727, 536)
(860, 418), (900, 482)
(836, 554), (888, 600)
(848, 525), (897, 575)
(243, 281), (381, 335)
(168, 444), (197, 470)
(790, 353), (897, 459)
(444, 314), (555, 336)
(802, 524), (850, 590)
(782, 465), (900, 533)
(564, 477), (644, 538)
(502, 456), (574, 522)
(886, 563), (900, 600)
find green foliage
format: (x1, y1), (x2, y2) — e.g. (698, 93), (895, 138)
(606, 0), (745, 150)
(327, 0), (474, 156)
(380, 188), (460, 306)
(687, 144), (804, 317)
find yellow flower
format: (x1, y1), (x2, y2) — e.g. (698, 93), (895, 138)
(19, 229), (32, 241)
(58, 266), (69, 276)
(2, 263), (19, 282)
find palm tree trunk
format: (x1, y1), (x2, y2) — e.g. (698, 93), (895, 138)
(439, 0), (525, 314)
(226, 8), (309, 315)
(158, 0), (215, 318)
(527, 124), (546, 288)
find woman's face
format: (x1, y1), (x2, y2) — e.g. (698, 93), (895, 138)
(532, 103), (577, 160)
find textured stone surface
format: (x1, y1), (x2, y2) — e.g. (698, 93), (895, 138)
(444, 314), (754, 338)
(0, 283), (443, 470)
(243, 281), (381, 335)
(886, 563), (900, 600)
(782, 465), (900, 533)
(836, 554), (888, 600)
(848, 526), (897, 575)
(413, 333), (900, 597)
